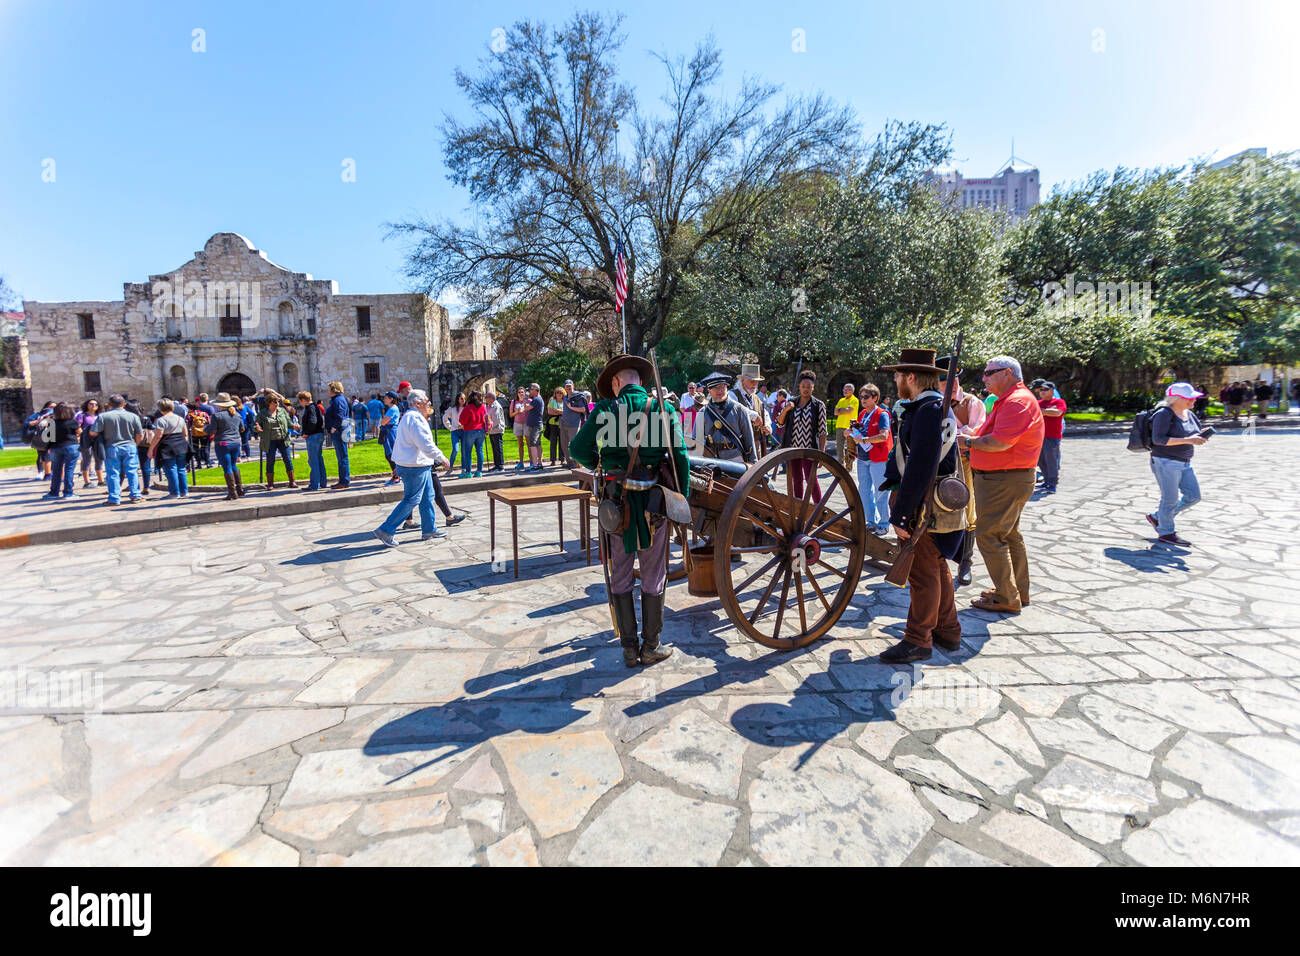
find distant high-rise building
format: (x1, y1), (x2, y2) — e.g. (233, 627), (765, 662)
(927, 153), (1041, 221)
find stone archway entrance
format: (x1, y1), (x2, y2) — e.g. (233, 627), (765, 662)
(217, 371), (256, 397)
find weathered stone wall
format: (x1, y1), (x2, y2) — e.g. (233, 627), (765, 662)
(318, 294), (438, 398)
(21, 233), (455, 408)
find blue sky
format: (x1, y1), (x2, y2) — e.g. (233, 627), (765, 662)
(1, 0), (1296, 308)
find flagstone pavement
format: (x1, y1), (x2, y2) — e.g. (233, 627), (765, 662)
(2, 428), (1299, 866)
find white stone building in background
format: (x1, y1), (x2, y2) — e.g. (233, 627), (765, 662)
(22, 233), (459, 406)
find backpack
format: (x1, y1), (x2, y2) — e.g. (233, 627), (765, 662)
(26, 415), (51, 450)
(188, 409), (210, 438)
(1127, 406), (1162, 452)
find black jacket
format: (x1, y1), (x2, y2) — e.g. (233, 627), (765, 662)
(299, 402), (326, 436)
(881, 391), (964, 557)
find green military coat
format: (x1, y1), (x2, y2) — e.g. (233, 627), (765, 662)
(568, 383), (691, 553)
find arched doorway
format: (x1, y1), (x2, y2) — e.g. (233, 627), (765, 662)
(217, 371), (256, 397)
(168, 365), (188, 399)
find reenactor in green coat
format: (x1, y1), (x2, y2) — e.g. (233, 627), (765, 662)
(569, 354), (690, 667)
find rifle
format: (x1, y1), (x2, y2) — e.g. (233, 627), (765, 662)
(648, 349), (693, 572)
(884, 330), (965, 588)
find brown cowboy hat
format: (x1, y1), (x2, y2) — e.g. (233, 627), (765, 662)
(879, 347), (945, 374)
(596, 353), (654, 399)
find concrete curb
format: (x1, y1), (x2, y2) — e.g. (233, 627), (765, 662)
(0, 469), (574, 550)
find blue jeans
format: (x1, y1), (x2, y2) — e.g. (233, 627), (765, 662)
(856, 457), (890, 530)
(379, 464), (437, 535)
(330, 431), (350, 483)
(1150, 456), (1201, 535)
(354, 415), (368, 442)
(460, 429), (485, 473)
(216, 440), (240, 476)
(104, 442), (140, 503)
(448, 429), (462, 468)
(160, 454), (188, 496)
(1038, 437), (1061, 489)
(305, 433), (327, 489)
(49, 444), (80, 496)
(240, 427), (251, 459)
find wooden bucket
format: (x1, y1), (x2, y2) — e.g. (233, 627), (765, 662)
(687, 543), (717, 596)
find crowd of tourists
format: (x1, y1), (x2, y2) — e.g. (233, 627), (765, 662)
(18, 377), (596, 508)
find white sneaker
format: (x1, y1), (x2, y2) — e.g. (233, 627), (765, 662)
(421, 529), (447, 541)
(373, 529), (399, 548)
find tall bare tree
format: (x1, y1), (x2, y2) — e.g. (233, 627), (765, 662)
(389, 11), (857, 355)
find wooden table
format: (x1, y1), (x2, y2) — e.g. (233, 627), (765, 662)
(488, 483), (594, 579)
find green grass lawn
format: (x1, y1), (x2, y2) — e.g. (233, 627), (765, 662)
(1063, 411), (1131, 422)
(0, 448), (37, 469)
(188, 433), (562, 485)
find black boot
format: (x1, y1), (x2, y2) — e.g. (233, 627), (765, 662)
(223, 473), (238, 501)
(955, 531), (975, 587)
(612, 592), (640, 668)
(234, 471), (246, 497)
(639, 590), (672, 665)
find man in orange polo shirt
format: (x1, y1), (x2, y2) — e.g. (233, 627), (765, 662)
(957, 356), (1044, 613)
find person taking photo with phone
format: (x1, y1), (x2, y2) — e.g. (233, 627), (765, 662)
(1145, 382), (1206, 547)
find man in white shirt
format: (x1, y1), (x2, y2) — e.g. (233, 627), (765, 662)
(374, 389), (450, 547)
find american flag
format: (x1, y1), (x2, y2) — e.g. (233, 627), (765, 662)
(613, 237), (628, 313)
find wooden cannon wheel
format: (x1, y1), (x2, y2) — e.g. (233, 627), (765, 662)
(713, 447), (868, 650)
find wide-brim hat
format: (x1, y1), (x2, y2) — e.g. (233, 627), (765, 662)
(698, 370), (733, 390)
(879, 348), (944, 374)
(596, 354), (655, 399)
(936, 355), (962, 378)
(738, 363), (764, 382)
(212, 392), (238, 409)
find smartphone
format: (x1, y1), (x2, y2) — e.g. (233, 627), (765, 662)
(1198, 426), (1215, 439)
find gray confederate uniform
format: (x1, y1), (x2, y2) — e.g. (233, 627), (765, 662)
(695, 397), (757, 464)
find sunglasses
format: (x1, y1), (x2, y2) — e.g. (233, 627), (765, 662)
(981, 367), (1007, 378)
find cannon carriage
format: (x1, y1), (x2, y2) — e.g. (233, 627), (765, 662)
(678, 447), (898, 650)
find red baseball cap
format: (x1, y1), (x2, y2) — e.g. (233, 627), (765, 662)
(398, 381), (411, 390)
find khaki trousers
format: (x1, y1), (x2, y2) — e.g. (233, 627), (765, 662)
(973, 468), (1036, 606)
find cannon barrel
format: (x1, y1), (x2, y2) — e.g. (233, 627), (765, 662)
(688, 455), (749, 479)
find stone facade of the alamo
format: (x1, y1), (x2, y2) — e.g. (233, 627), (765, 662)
(21, 233), (494, 407)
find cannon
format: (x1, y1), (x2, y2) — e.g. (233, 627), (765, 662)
(682, 447), (898, 650)
(573, 446), (897, 651)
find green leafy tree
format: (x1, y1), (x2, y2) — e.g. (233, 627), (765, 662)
(389, 12), (857, 356)
(518, 349), (598, 397)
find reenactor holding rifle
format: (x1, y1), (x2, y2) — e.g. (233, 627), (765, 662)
(877, 345), (969, 664)
(570, 354), (691, 668)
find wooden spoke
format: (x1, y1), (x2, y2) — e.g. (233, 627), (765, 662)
(807, 505), (852, 541)
(805, 567), (833, 615)
(747, 562), (786, 625)
(772, 566), (793, 642)
(760, 483), (790, 537)
(814, 558), (846, 579)
(740, 507), (785, 544)
(794, 567), (808, 634)
(801, 476), (842, 534)
(729, 544), (778, 555)
(793, 466), (817, 536)
(712, 446), (867, 650)
(732, 554), (781, 596)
